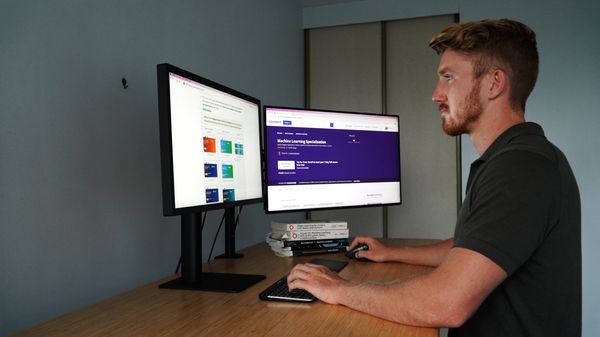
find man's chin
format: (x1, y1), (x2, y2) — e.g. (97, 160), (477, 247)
(442, 122), (464, 136)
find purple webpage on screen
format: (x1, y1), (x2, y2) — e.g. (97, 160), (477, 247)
(266, 126), (400, 186)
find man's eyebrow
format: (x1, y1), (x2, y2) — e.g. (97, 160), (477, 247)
(438, 66), (451, 75)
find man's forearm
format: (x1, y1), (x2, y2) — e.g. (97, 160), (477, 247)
(335, 245), (500, 328)
(387, 238), (454, 267)
(336, 270), (454, 327)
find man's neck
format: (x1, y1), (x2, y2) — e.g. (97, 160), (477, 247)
(469, 107), (526, 155)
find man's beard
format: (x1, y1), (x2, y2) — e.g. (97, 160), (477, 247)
(441, 81), (483, 136)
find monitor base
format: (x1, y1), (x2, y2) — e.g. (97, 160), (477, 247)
(159, 272), (265, 292)
(214, 252), (244, 259)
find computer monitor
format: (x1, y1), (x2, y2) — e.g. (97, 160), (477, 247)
(263, 106), (402, 213)
(157, 63), (265, 292)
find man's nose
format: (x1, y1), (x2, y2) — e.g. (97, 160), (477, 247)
(432, 82), (445, 103)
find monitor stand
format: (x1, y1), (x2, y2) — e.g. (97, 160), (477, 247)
(159, 211), (265, 292)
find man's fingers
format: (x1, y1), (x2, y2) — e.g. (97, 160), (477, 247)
(288, 263), (331, 289)
(349, 236), (369, 250)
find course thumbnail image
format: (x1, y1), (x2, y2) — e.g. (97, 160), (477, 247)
(220, 140), (233, 154)
(223, 189), (236, 202)
(204, 163), (218, 178)
(204, 137), (216, 153)
(235, 143), (244, 155)
(205, 188), (219, 203)
(222, 164), (234, 179)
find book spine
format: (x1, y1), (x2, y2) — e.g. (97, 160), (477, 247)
(271, 229), (349, 241)
(289, 240), (349, 250)
(273, 247), (347, 257)
(271, 240), (349, 251)
(266, 236), (349, 248)
(270, 221), (348, 231)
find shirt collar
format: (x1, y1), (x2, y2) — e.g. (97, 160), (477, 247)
(465, 122), (544, 191)
(478, 122), (545, 162)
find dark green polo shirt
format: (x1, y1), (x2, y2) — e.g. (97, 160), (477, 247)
(449, 122), (581, 337)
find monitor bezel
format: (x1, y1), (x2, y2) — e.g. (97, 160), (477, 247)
(262, 105), (402, 214)
(157, 63), (263, 216)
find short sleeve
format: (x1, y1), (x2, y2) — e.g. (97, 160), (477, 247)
(454, 150), (559, 275)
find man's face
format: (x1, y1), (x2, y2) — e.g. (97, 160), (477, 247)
(432, 50), (483, 136)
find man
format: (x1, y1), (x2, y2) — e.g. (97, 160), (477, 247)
(287, 19), (581, 336)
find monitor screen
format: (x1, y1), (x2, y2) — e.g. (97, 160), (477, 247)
(157, 64), (266, 292)
(264, 106), (402, 213)
(158, 64), (263, 216)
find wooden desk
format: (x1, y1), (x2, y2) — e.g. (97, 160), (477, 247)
(14, 239), (439, 337)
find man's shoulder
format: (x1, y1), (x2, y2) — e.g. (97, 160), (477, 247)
(485, 141), (558, 175)
(472, 143), (561, 195)
(491, 133), (557, 164)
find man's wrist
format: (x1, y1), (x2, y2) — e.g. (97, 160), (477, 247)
(333, 280), (358, 306)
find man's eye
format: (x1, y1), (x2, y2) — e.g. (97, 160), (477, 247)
(444, 75), (454, 81)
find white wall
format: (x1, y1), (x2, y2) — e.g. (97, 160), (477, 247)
(0, 1), (305, 335)
(304, 0), (600, 335)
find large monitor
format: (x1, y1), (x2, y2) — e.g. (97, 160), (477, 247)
(264, 106), (402, 213)
(157, 63), (265, 292)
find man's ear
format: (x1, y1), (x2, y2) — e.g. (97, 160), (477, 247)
(487, 68), (508, 100)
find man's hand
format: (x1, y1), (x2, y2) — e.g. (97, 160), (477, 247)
(348, 236), (391, 262)
(287, 263), (349, 304)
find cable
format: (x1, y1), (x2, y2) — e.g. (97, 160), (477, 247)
(200, 211), (208, 232)
(234, 206), (244, 231)
(207, 206), (244, 260)
(175, 256), (182, 275)
(208, 209), (227, 261)
(174, 206), (245, 267)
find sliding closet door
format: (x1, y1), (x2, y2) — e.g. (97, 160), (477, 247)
(307, 22), (384, 236)
(385, 15), (458, 239)
(306, 15), (459, 239)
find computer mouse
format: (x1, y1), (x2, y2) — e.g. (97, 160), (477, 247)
(345, 243), (370, 261)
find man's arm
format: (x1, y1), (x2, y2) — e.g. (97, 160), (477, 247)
(350, 236), (454, 267)
(288, 247), (507, 328)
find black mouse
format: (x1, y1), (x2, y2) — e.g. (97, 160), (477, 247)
(345, 243), (371, 261)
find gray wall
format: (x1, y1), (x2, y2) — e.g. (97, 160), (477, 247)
(0, 1), (304, 335)
(305, 0), (600, 336)
(306, 17), (459, 240)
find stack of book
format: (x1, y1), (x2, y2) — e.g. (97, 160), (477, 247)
(266, 220), (349, 257)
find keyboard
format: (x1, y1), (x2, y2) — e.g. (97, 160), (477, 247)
(258, 258), (348, 302)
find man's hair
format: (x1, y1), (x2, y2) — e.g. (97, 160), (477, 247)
(429, 19), (538, 112)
